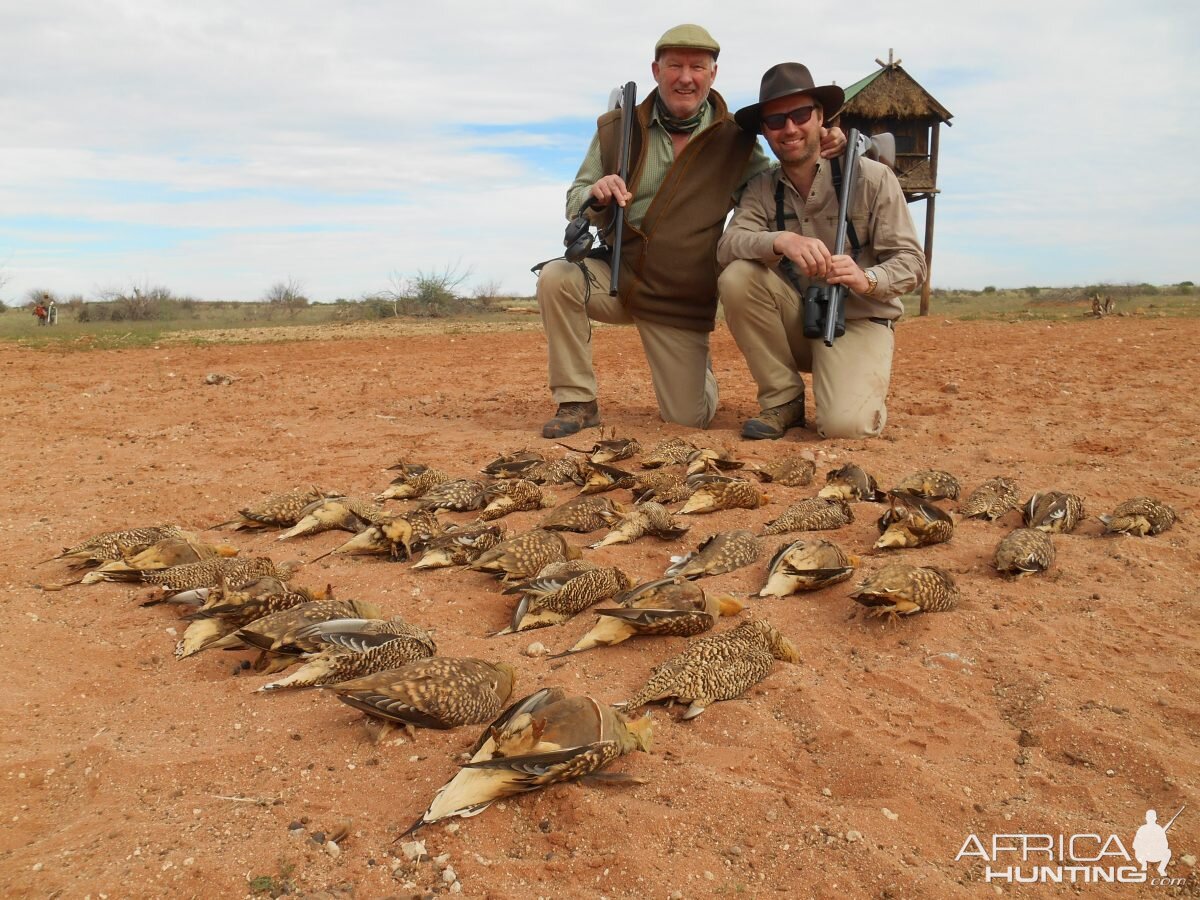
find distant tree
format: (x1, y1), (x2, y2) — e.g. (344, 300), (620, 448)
(1176, 281), (1194, 295)
(472, 278), (505, 304)
(1023, 286), (1041, 298)
(64, 295), (87, 321)
(982, 285), (997, 294)
(263, 278), (309, 318)
(26, 287), (57, 308)
(98, 284), (175, 321)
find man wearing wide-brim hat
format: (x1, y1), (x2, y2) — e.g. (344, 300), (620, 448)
(718, 62), (927, 440)
(535, 27), (847, 439)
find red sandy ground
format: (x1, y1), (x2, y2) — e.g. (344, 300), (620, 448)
(0, 315), (1197, 899)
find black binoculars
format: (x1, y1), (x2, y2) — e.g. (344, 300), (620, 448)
(802, 285), (847, 345)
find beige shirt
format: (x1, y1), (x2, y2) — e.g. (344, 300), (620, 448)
(716, 157), (927, 320)
(566, 98), (771, 227)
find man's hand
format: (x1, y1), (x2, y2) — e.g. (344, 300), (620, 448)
(590, 175), (633, 208)
(774, 232), (833, 278)
(826, 254), (870, 294)
(819, 126), (847, 160)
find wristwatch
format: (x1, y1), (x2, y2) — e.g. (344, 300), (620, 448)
(863, 268), (879, 295)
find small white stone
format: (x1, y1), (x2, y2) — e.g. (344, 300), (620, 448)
(1181, 853), (1197, 868)
(846, 830), (862, 843)
(434, 853), (450, 866)
(442, 866), (457, 884)
(32, 862), (43, 872)
(524, 642), (549, 658)
(821, 787), (832, 797)
(882, 808), (899, 821)
(704, 871), (715, 881)
(400, 840), (426, 862)
(183, 857), (194, 866)
(325, 841), (341, 859)
(450, 883), (462, 894)
(445, 823), (460, 834)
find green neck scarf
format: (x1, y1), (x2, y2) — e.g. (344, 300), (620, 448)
(654, 91), (707, 134)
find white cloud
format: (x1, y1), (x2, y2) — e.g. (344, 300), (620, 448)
(1, 0), (1198, 300)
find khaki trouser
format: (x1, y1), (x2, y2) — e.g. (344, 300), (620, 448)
(719, 259), (895, 439)
(537, 258), (718, 428)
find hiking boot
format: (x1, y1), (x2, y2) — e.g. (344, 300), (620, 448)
(741, 395), (806, 440)
(542, 400), (601, 439)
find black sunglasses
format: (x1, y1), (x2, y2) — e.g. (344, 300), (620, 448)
(761, 105), (817, 131)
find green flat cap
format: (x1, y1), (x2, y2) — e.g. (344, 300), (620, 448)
(655, 23), (720, 58)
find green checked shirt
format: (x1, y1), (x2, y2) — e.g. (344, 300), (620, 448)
(565, 96), (771, 226)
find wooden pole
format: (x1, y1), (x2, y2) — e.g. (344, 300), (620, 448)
(920, 195), (936, 316)
(919, 121), (941, 316)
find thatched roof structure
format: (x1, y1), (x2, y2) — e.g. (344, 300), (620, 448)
(837, 54), (951, 316)
(841, 65), (952, 124)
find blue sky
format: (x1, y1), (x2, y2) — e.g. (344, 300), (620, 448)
(2, 0), (1197, 302)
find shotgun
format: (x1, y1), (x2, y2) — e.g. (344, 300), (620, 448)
(610, 81), (637, 296)
(820, 127), (861, 346)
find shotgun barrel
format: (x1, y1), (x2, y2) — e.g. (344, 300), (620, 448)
(610, 81), (637, 296)
(824, 127), (860, 347)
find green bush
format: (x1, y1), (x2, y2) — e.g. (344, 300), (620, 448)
(378, 264), (473, 318)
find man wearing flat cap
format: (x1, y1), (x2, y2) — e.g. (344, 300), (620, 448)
(536, 27), (846, 438)
(718, 62), (926, 440)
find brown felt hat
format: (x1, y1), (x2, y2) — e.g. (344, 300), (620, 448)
(655, 24), (720, 59)
(734, 62), (844, 132)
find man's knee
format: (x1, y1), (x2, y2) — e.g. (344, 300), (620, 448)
(817, 405), (887, 440)
(718, 260), (769, 312)
(657, 372), (718, 430)
(663, 407), (715, 429)
(536, 259), (586, 308)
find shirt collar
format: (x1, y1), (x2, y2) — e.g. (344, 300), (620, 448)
(777, 157), (829, 197)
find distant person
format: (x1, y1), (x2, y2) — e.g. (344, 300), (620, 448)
(535, 25), (847, 438)
(717, 62), (927, 440)
(34, 301), (48, 326)
(47, 298), (58, 325)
